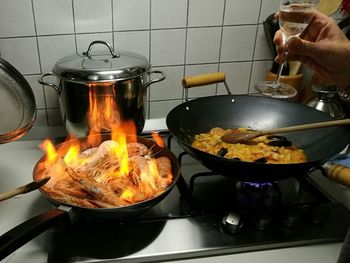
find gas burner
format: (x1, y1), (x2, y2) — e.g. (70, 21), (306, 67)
(240, 181), (273, 189)
(233, 181), (281, 211)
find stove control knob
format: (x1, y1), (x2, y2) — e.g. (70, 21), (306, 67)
(221, 211), (243, 234)
(282, 207), (302, 228)
(308, 205), (330, 224)
(253, 212), (273, 230)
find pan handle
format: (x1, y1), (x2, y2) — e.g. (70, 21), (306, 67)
(182, 72), (231, 101)
(325, 164), (350, 188)
(0, 208), (70, 260)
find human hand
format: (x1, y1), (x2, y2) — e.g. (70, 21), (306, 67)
(274, 10), (350, 89)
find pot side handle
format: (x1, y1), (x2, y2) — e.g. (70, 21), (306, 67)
(38, 73), (61, 96)
(144, 70), (166, 89)
(0, 208), (69, 260)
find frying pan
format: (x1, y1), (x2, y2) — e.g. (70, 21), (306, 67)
(166, 73), (350, 182)
(0, 134), (180, 260)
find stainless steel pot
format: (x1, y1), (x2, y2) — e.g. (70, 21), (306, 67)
(38, 40), (165, 137)
(306, 85), (345, 119)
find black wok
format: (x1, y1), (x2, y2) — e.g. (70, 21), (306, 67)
(166, 94), (349, 182)
(0, 134), (180, 260)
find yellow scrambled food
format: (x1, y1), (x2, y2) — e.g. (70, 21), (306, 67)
(191, 127), (306, 164)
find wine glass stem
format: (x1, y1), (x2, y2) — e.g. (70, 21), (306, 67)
(275, 62), (284, 85)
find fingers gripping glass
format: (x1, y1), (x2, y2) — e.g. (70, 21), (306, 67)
(255, 0), (319, 99)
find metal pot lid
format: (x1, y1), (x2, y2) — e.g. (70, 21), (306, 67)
(0, 57), (36, 143)
(53, 41), (151, 82)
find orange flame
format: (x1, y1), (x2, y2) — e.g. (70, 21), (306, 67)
(39, 139), (58, 163)
(38, 82), (172, 206)
(121, 188), (134, 201)
(63, 140), (80, 165)
(87, 83), (121, 145)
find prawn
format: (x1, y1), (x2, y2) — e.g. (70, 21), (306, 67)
(42, 187), (97, 208)
(127, 142), (149, 157)
(155, 157), (173, 189)
(66, 166), (127, 207)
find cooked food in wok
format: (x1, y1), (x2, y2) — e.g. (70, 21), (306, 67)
(37, 140), (174, 208)
(192, 127), (306, 164)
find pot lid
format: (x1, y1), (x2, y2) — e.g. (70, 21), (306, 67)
(53, 41), (151, 82)
(0, 57), (36, 143)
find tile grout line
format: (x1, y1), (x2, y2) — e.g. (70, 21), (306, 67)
(182, 0), (190, 103)
(31, 0), (49, 127)
(247, 0), (264, 94)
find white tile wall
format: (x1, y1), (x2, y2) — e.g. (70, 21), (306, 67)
(0, 0), (345, 129)
(33, 0), (75, 35)
(74, 0), (112, 33)
(224, 0), (260, 25)
(219, 62), (252, 94)
(0, 38), (40, 74)
(188, 0), (225, 27)
(0, 0), (35, 37)
(151, 29), (186, 66)
(186, 27), (222, 64)
(151, 0), (187, 29)
(113, 0), (150, 30)
(220, 25), (257, 62)
(38, 35), (76, 73)
(150, 66), (184, 100)
(114, 31), (149, 59)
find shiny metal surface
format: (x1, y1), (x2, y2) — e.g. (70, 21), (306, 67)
(49, 207), (349, 263)
(53, 41), (151, 82)
(57, 78), (147, 137)
(306, 85), (345, 119)
(38, 41), (165, 137)
(0, 57), (36, 143)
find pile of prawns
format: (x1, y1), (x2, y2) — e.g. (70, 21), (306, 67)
(39, 140), (173, 209)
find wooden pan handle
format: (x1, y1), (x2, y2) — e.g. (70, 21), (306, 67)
(327, 164), (350, 187)
(182, 72), (226, 89)
(0, 177), (50, 202)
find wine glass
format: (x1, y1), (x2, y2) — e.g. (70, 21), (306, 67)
(255, 0), (319, 99)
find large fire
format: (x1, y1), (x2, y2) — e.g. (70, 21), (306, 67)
(36, 83), (174, 208)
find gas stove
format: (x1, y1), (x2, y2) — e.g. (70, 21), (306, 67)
(46, 131), (350, 263)
(0, 121), (349, 263)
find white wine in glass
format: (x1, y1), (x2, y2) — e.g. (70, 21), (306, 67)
(255, 0), (319, 99)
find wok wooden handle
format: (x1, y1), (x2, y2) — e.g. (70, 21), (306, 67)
(327, 164), (350, 187)
(0, 177), (50, 202)
(182, 72), (226, 89)
(263, 118), (350, 135)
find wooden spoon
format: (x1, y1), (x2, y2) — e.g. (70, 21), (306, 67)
(0, 177), (50, 202)
(221, 119), (350, 144)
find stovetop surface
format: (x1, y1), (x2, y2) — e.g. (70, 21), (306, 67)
(48, 134), (350, 263)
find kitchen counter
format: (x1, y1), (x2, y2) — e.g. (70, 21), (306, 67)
(0, 122), (350, 263)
